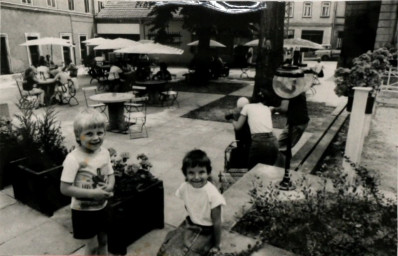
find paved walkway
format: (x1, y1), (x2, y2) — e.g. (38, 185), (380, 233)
(0, 62), (377, 255)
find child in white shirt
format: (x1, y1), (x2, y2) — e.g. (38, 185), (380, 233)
(176, 149), (226, 254)
(60, 108), (115, 255)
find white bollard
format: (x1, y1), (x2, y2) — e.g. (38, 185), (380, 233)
(344, 87), (372, 165)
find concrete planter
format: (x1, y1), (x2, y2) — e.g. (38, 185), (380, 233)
(10, 157), (70, 216)
(108, 179), (164, 255)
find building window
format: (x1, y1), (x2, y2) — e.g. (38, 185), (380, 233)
(84, 0), (89, 13)
(285, 2), (294, 18)
(148, 32), (182, 45)
(47, 0), (56, 7)
(303, 2), (312, 18)
(68, 0), (74, 11)
(321, 2), (331, 17)
(98, 1), (104, 13)
(22, 0), (32, 4)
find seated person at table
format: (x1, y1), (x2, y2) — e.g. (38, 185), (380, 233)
(23, 67), (46, 107)
(46, 55), (55, 67)
(64, 60), (79, 89)
(37, 57), (51, 79)
(154, 62), (171, 81)
(53, 68), (71, 103)
(107, 61), (123, 92)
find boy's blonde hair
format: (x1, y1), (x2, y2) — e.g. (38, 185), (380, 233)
(73, 108), (107, 143)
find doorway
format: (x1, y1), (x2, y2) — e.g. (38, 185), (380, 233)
(0, 35), (10, 74)
(60, 33), (74, 64)
(79, 34), (88, 66)
(26, 35), (40, 67)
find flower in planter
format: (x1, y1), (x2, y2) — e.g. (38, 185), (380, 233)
(108, 149), (157, 200)
(334, 48), (392, 97)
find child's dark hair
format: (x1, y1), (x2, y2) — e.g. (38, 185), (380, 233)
(181, 149), (212, 175)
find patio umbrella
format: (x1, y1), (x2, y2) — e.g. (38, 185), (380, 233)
(20, 37), (74, 47)
(244, 38), (324, 49)
(82, 37), (110, 46)
(115, 42), (184, 55)
(20, 37), (75, 62)
(187, 39), (226, 48)
(94, 38), (141, 50)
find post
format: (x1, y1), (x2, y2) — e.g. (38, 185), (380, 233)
(278, 121), (296, 191)
(344, 87), (372, 165)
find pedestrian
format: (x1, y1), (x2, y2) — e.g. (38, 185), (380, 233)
(60, 108), (115, 255)
(277, 92), (310, 155)
(232, 90), (279, 169)
(176, 149), (226, 254)
(312, 58), (324, 77)
(293, 47), (301, 66)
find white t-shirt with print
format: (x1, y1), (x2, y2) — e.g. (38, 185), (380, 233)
(176, 181), (226, 226)
(240, 103), (273, 134)
(61, 147), (114, 211)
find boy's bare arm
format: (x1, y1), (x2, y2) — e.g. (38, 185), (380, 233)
(102, 174), (115, 192)
(210, 205), (222, 252)
(60, 181), (112, 200)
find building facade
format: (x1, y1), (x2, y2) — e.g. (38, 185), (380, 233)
(95, 1), (194, 66)
(0, 0), (105, 74)
(285, 1), (345, 48)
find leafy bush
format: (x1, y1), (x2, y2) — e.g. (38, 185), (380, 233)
(334, 48), (392, 97)
(229, 166), (397, 256)
(0, 104), (68, 169)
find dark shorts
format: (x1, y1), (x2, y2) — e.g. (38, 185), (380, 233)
(72, 207), (109, 239)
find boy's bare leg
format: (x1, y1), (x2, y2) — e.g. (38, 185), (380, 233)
(84, 236), (98, 255)
(97, 232), (108, 255)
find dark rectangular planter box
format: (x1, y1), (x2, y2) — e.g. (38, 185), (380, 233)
(108, 180), (164, 255)
(10, 158), (70, 216)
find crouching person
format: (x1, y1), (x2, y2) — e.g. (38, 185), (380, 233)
(158, 149), (226, 256)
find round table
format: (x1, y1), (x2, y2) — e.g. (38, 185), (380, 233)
(37, 78), (56, 104)
(90, 93), (134, 132)
(135, 80), (167, 104)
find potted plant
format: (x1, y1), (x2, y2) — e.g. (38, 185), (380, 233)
(106, 149), (164, 255)
(334, 48), (391, 113)
(5, 104), (70, 216)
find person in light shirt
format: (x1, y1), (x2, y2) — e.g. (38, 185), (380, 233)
(232, 90), (279, 169)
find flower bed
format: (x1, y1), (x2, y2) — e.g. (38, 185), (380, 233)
(228, 121), (397, 256)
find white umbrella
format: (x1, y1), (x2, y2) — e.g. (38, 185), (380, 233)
(20, 37), (74, 47)
(187, 39), (226, 48)
(20, 37), (75, 63)
(115, 42), (184, 55)
(94, 38), (141, 50)
(82, 37), (110, 46)
(244, 38), (324, 49)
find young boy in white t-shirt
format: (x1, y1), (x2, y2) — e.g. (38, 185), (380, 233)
(60, 108), (115, 255)
(176, 149), (226, 254)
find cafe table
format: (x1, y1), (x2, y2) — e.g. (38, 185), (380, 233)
(135, 80), (167, 104)
(37, 78), (57, 105)
(90, 92), (134, 133)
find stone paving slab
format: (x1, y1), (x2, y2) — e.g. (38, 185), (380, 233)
(0, 192), (16, 209)
(0, 202), (49, 244)
(0, 220), (83, 255)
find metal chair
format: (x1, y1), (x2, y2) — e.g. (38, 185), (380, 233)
(124, 96), (148, 139)
(82, 86), (107, 117)
(159, 75), (179, 107)
(14, 76), (39, 109)
(53, 79), (79, 106)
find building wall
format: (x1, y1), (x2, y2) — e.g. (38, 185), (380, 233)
(0, 0), (98, 73)
(142, 20), (194, 66)
(374, 0), (398, 49)
(286, 1), (345, 48)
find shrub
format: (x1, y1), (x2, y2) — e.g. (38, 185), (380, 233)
(1, 104), (68, 169)
(229, 166), (397, 256)
(334, 48), (392, 97)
